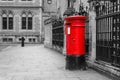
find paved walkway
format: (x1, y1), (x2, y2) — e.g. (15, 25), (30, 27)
(0, 45), (111, 80)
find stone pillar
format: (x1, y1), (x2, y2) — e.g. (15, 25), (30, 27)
(88, 4), (96, 63)
(39, 8), (42, 43)
(44, 23), (52, 48)
(63, 25), (66, 55)
(14, 14), (20, 43)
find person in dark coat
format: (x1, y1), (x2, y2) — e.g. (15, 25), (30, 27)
(20, 37), (25, 47)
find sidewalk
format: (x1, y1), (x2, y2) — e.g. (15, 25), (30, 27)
(0, 45), (111, 80)
(0, 45), (10, 51)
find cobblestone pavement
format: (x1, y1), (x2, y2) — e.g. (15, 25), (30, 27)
(0, 45), (112, 80)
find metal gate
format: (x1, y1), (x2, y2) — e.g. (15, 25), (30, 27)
(96, 0), (120, 67)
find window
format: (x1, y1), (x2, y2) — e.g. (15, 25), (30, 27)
(9, 14), (13, 29)
(33, 38), (35, 42)
(2, 14), (7, 29)
(29, 38), (36, 42)
(28, 14), (32, 30)
(2, 13), (13, 30)
(22, 14), (27, 29)
(19, 38), (21, 41)
(29, 38), (31, 42)
(3, 38), (7, 42)
(2, 38), (13, 42)
(21, 13), (33, 30)
(8, 38), (13, 42)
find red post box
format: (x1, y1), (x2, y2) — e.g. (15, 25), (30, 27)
(64, 15), (87, 70)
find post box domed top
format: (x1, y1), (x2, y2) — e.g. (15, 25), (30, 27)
(64, 15), (86, 21)
(64, 15), (87, 27)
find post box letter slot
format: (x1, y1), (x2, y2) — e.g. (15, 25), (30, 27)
(68, 27), (70, 34)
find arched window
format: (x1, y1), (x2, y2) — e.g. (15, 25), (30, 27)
(21, 12), (33, 30)
(8, 14), (13, 29)
(2, 11), (13, 30)
(2, 14), (7, 29)
(28, 13), (32, 30)
(22, 13), (27, 29)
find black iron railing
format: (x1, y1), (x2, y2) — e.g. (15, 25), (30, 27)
(52, 18), (64, 48)
(96, 0), (120, 67)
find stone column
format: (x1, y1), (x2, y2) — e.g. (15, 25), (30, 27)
(63, 21), (66, 55)
(38, 8), (42, 43)
(14, 14), (20, 43)
(0, 14), (2, 31)
(88, 4), (96, 63)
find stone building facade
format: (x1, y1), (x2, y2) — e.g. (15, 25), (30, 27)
(0, 0), (42, 44)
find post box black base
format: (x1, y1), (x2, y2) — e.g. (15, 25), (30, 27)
(76, 55), (87, 70)
(65, 55), (87, 70)
(66, 55), (76, 70)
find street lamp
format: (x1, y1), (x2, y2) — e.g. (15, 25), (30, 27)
(47, 0), (52, 4)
